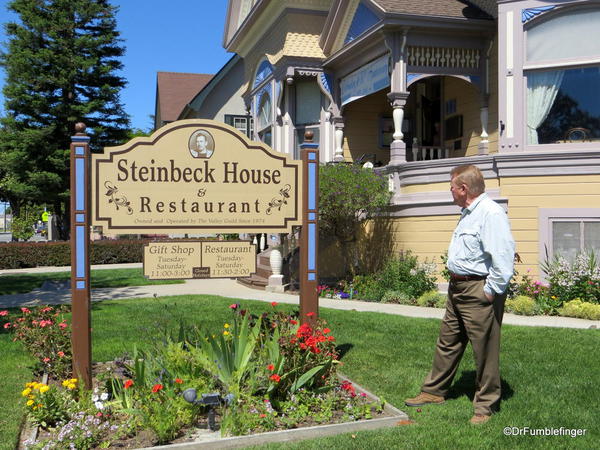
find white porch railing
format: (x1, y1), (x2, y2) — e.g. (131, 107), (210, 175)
(411, 145), (450, 161)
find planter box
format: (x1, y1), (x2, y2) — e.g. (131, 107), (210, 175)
(140, 375), (408, 450)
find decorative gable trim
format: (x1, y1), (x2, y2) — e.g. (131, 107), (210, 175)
(521, 5), (556, 23)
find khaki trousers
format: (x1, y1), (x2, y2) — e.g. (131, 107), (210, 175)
(421, 279), (506, 415)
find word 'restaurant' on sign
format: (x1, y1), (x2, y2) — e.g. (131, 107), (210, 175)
(144, 241), (257, 280)
(92, 120), (303, 233)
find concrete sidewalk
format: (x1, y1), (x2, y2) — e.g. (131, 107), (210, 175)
(1, 263), (598, 329)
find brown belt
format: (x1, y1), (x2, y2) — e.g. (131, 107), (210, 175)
(449, 272), (487, 282)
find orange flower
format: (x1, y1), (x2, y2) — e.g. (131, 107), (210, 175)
(57, 351), (65, 358)
(269, 374), (281, 383)
(174, 378), (183, 384)
(267, 364), (275, 372)
(123, 379), (134, 389)
(152, 384), (163, 393)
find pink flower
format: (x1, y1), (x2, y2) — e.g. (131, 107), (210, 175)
(59, 322), (68, 329)
(43, 357), (50, 363)
(0, 310), (8, 317)
(3, 323), (10, 329)
(41, 307), (53, 313)
(229, 303), (239, 310)
(57, 351), (65, 358)
(20, 307), (31, 313)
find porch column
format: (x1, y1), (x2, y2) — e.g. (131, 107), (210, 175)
(333, 116), (345, 162)
(387, 92), (409, 165)
(385, 29), (409, 165)
(478, 95), (490, 155)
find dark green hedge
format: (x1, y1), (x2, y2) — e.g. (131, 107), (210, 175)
(0, 240), (152, 269)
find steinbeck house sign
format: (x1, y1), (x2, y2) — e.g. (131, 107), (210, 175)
(92, 120), (303, 233)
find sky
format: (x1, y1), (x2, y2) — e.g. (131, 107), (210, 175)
(0, 0), (233, 131)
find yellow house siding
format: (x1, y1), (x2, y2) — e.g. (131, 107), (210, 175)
(342, 89), (392, 163)
(443, 77), (481, 157)
(501, 174), (600, 277)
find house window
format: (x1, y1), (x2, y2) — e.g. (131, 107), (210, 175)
(552, 220), (600, 262)
(525, 7), (600, 145)
(224, 114), (253, 138)
(540, 208), (600, 264)
(257, 92), (272, 147)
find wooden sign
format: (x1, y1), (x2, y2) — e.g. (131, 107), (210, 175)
(143, 240), (256, 279)
(92, 120), (303, 234)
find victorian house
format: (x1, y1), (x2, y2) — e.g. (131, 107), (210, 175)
(218, 0), (600, 278)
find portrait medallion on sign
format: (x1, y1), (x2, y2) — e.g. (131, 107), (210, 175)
(188, 129), (214, 159)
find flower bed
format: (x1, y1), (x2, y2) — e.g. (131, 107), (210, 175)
(12, 304), (396, 448)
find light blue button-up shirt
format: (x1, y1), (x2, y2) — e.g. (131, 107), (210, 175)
(447, 193), (515, 295)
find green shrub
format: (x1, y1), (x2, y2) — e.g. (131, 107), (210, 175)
(416, 290), (446, 308)
(381, 290), (414, 305)
(559, 299), (600, 320)
(505, 295), (536, 316)
(352, 251), (437, 302)
(541, 251), (600, 304)
(0, 239), (153, 269)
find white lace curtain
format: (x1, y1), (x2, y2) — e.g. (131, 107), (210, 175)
(527, 71), (565, 144)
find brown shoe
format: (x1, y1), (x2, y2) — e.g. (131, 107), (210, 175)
(404, 392), (445, 406)
(470, 414), (491, 425)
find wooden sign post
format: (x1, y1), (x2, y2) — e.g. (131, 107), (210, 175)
(70, 121), (319, 387)
(299, 132), (319, 323)
(70, 123), (92, 388)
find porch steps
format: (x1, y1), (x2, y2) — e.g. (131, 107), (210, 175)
(237, 248), (272, 290)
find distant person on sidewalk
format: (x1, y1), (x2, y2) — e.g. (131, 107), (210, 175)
(405, 164), (515, 425)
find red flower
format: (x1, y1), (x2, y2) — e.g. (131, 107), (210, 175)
(267, 364), (275, 372)
(306, 312), (316, 318)
(271, 301), (278, 307)
(229, 303), (239, 310)
(123, 380), (134, 389)
(322, 328), (331, 334)
(290, 319), (298, 325)
(152, 384), (163, 393)
(174, 378), (183, 384)
(260, 413), (267, 418)
(269, 374), (281, 383)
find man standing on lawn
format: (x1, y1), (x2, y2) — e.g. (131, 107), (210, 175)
(405, 164), (515, 425)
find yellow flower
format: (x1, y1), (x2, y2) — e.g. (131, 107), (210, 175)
(62, 380), (69, 387)
(22, 388), (32, 397)
(551, 296), (557, 299)
(224, 323), (230, 329)
(66, 383), (76, 390)
(223, 330), (230, 336)
(70, 378), (78, 384)
(26, 382), (36, 388)
(26, 400), (34, 406)
(39, 385), (50, 393)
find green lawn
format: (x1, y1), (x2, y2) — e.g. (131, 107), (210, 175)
(1, 295), (598, 449)
(0, 268), (183, 295)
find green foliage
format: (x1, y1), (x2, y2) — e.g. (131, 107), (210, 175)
(21, 379), (78, 428)
(9, 215), (34, 241)
(352, 252), (437, 302)
(416, 290), (447, 308)
(0, 0), (129, 238)
(319, 164), (391, 276)
(559, 299), (600, 320)
(381, 290), (414, 305)
(0, 239), (152, 269)
(505, 295), (536, 316)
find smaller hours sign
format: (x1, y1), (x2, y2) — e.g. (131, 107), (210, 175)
(144, 241), (256, 280)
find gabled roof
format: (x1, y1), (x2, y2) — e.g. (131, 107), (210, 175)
(155, 72), (213, 124)
(370, 0), (492, 20)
